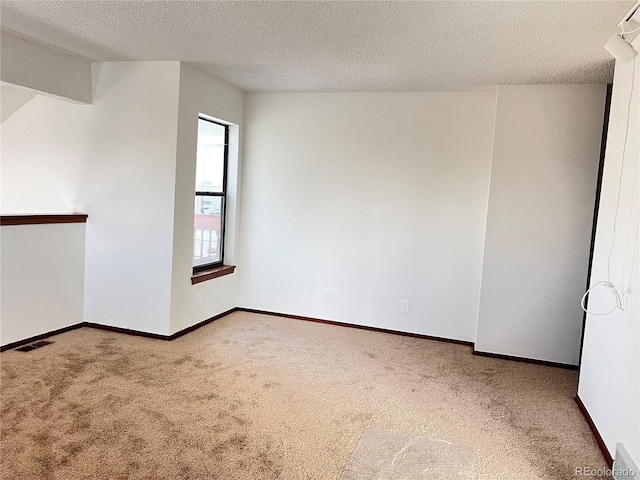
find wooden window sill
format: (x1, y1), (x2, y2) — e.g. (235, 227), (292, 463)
(191, 265), (236, 285)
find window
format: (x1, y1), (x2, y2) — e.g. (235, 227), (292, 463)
(193, 117), (228, 271)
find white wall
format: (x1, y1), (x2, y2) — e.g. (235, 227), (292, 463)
(578, 34), (640, 465)
(78, 62), (181, 335)
(475, 85), (607, 366)
(238, 92), (496, 342)
(1, 83), (37, 122)
(169, 64), (244, 335)
(0, 60), (247, 338)
(1, 31), (92, 104)
(1, 94), (89, 214)
(1, 223), (86, 346)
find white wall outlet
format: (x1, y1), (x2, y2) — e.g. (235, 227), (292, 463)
(323, 289), (333, 303)
(196, 292), (202, 305)
(401, 300), (409, 313)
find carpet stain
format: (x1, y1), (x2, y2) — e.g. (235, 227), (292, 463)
(1, 312), (611, 479)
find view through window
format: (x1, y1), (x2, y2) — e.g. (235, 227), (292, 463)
(193, 117), (228, 270)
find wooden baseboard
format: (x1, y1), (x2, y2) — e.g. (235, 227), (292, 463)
(1, 308), (580, 376)
(168, 307), (238, 340)
(235, 307), (474, 346)
(83, 322), (170, 340)
(1, 308), (238, 351)
(0, 323), (85, 352)
(84, 308), (238, 341)
(237, 308), (587, 372)
(472, 349), (579, 371)
(575, 395), (614, 467)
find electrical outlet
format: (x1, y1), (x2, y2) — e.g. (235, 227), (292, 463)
(401, 300), (409, 313)
(323, 289), (333, 303)
(196, 292), (202, 305)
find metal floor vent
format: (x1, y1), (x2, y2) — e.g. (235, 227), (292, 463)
(15, 340), (53, 352)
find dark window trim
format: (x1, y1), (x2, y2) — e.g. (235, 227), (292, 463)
(578, 83), (613, 367)
(193, 117), (229, 273)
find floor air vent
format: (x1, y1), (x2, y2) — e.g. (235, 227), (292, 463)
(15, 340), (53, 352)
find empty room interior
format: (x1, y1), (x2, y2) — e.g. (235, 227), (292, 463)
(1, 1), (639, 479)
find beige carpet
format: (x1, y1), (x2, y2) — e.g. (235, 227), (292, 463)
(1, 311), (609, 479)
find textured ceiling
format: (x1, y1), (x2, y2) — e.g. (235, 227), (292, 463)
(0, 1), (634, 92)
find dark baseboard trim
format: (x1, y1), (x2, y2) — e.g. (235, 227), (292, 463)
(83, 307), (239, 341)
(1, 308), (239, 351)
(237, 308), (584, 371)
(0, 323), (84, 352)
(83, 322), (170, 340)
(235, 307), (474, 347)
(472, 349), (578, 371)
(1, 308), (582, 374)
(575, 395), (613, 467)
(169, 307), (238, 340)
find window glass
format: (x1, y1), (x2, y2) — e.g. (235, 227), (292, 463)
(194, 196), (223, 266)
(195, 119), (226, 193)
(193, 117), (228, 269)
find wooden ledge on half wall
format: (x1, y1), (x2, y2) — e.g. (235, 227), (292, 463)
(191, 265), (236, 285)
(0, 213), (89, 226)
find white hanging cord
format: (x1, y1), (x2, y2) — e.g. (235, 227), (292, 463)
(581, 281), (625, 316)
(619, 140), (640, 296)
(582, 57), (637, 315)
(606, 58), (635, 282)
